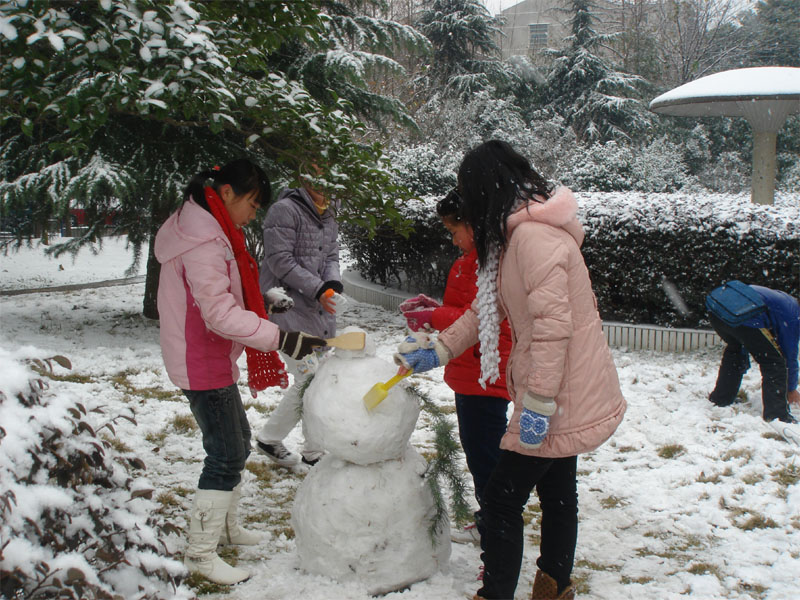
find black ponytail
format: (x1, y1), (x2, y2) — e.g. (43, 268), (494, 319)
(183, 159), (271, 212)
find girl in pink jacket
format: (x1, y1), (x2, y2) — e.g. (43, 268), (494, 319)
(155, 159), (325, 586)
(395, 141), (625, 600)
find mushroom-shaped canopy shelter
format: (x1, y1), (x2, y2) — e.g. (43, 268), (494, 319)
(650, 67), (800, 204)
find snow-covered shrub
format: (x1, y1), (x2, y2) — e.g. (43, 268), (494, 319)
(341, 196), (458, 295)
(386, 143), (458, 197)
(777, 153), (800, 194)
(562, 138), (695, 193)
(562, 141), (638, 192)
(579, 193), (798, 328)
(0, 349), (191, 600)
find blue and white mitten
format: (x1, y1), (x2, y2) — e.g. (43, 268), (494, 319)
(519, 392), (557, 449)
(393, 332), (451, 373)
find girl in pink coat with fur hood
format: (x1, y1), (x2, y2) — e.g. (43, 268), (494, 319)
(395, 141), (625, 600)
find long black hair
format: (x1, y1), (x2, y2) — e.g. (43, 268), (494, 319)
(457, 140), (552, 268)
(183, 158), (271, 212)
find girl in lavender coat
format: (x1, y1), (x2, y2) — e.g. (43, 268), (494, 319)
(395, 141), (626, 600)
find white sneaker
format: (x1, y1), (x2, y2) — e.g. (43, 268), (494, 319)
(256, 440), (300, 467)
(451, 522), (481, 545)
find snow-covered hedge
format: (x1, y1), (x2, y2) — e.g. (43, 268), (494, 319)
(341, 196), (459, 296)
(580, 192), (798, 327)
(0, 348), (192, 600)
(344, 193), (798, 328)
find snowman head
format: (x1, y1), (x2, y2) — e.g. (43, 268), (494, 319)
(334, 326), (376, 359)
(303, 330), (420, 465)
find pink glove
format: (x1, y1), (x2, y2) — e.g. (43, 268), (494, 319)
(404, 307), (436, 332)
(399, 294), (441, 313)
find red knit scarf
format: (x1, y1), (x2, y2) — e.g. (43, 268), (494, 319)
(204, 186), (289, 391)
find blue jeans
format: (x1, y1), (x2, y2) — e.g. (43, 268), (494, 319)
(454, 393), (509, 506)
(184, 384), (251, 491)
(477, 452), (578, 600)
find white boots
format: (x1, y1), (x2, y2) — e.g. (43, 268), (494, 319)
(184, 486), (260, 585)
(219, 481), (262, 546)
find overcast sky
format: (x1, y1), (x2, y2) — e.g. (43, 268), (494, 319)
(482, 0), (518, 14)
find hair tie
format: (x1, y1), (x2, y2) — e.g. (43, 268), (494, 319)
(212, 165), (221, 172)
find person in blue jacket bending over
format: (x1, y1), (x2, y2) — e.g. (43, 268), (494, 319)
(707, 284), (799, 424)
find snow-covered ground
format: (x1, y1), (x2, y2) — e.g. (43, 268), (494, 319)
(1, 238), (798, 600)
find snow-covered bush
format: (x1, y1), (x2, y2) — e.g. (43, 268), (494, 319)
(341, 196), (458, 295)
(0, 348), (191, 600)
(562, 138), (695, 193)
(777, 153), (800, 194)
(344, 192), (797, 328)
(386, 144), (459, 197)
(579, 193), (798, 328)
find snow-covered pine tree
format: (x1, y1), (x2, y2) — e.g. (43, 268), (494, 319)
(415, 0), (513, 98)
(543, 0), (652, 143)
(0, 1), (415, 318)
(288, 0), (430, 131)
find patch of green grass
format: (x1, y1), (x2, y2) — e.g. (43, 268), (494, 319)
(185, 572), (231, 595)
(32, 366), (96, 384)
(244, 401), (271, 414)
(738, 513), (778, 530)
(137, 387), (183, 401)
(244, 510), (273, 526)
(172, 414), (197, 434)
(657, 444), (686, 459)
(575, 559), (617, 572)
(697, 466), (732, 483)
(437, 404), (457, 415)
(772, 463), (800, 487)
(522, 504), (541, 525)
(246, 460), (275, 488)
(761, 431), (784, 442)
(109, 369), (181, 402)
(741, 472), (764, 485)
(100, 434), (132, 454)
(145, 430), (168, 445)
(571, 571), (591, 595)
(736, 581), (768, 597)
(617, 445), (638, 453)
(688, 562), (721, 576)
(110, 368), (140, 388)
(599, 495), (627, 509)
(620, 575), (654, 584)
(721, 447), (753, 462)
(156, 490), (182, 509)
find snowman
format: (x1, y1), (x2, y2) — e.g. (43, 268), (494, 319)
(291, 326), (451, 595)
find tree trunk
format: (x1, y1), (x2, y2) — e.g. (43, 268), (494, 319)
(142, 192), (172, 320)
(142, 234), (161, 320)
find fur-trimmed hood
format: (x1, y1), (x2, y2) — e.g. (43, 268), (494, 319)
(506, 186), (584, 247)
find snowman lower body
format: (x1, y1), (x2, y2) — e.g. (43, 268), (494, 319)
(292, 444), (451, 595)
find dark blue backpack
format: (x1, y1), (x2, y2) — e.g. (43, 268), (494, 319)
(705, 280), (767, 327)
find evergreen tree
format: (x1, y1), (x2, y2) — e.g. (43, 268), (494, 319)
(415, 0), (512, 98)
(0, 0), (416, 318)
(543, 0), (652, 143)
(747, 0), (800, 67)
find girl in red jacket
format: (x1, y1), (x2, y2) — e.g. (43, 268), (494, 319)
(399, 189), (512, 546)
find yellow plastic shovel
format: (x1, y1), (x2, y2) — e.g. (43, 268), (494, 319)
(325, 331), (366, 350)
(363, 371), (412, 410)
